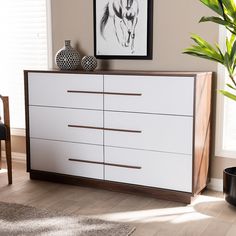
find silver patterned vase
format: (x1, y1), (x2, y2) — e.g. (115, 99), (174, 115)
(55, 40), (81, 70)
(81, 56), (97, 71)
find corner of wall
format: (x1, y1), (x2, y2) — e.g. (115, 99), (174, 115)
(207, 178), (223, 192)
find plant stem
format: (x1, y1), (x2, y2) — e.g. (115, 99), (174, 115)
(229, 74), (236, 87)
(218, 0), (225, 18)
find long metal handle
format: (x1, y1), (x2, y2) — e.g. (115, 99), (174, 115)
(68, 159), (103, 165)
(104, 162), (142, 170)
(68, 158), (141, 169)
(68, 124), (142, 133)
(67, 90), (142, 96)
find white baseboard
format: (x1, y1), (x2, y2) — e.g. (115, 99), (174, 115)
(1, 151), (26, 162)
(207, 178), (223, 192)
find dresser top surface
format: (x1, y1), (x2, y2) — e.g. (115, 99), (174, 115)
(24, 69), (212, 78)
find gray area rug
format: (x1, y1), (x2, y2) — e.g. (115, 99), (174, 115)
(0, 202), (135, 236)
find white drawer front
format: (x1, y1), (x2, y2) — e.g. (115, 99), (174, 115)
(29, 106), (103, 145)
(28, 73), (103, 109)
(104, 75), (194, 116)
(30, 139), (103, 179)
(105, 147), (192, 192)
(104, 111), (193, 154)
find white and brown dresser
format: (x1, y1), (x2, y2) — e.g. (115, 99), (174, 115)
(24, 70), (212, 203)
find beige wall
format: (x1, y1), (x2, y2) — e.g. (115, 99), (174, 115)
(10, 136), (26, 154)
(211, 156), (236, 179)
(12, 0), (236, 179)
(51, 0), (219, 72)
(3, 136), (26, 153)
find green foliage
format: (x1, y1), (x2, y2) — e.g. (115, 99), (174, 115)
(200, 0), (224, 16)
(199, 0), (236, 34)
(184, 34), (224, 64)
(220, 90), (236, 101)
(184, 0), (236, 101)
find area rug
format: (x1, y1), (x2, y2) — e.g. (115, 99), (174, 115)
(0, 202), (135, 236)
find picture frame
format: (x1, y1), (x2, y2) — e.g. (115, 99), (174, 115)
(93, 0), (153, 60)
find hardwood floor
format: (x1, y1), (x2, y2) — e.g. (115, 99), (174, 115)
(0, 161), (236, 236)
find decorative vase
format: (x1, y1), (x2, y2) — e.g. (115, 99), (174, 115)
(55, 40), (81, 70)
(81, 56), (97, 71)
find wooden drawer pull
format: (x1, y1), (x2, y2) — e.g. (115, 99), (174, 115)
(104, 92), (142, 96)
(68, 125), (104, 131)
(67, 90), (142, 96)
(68, 124), (142, 133)
(67, 90), (103, 95)
(104, 162), (142, 170)
(68, 159), (141, 169)
(68, 158), (103, 165)
(104, 127), (142, 133)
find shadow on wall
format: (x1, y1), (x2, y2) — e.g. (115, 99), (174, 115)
(75, 42), (85, 70)
(208, 71), (217, 178)
(99, 60), (111, 70)
(75, 42), (111, 71)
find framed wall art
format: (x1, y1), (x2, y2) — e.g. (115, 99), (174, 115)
(93, 0), (153, 59)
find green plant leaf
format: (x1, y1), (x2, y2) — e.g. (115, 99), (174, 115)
(190, 34), (217, 51)
(183, 49), (223, 63)
(226, 37), (231, 55)
(199, 16), (227, 25)
(221, 0), (236, 21)
(229, 34), (236, 45)
(215, 43), (224, 58)
(220, 89), (236, 101)
(183, 35), (224, 63)
(226, 83), (236, 90)
(229, 37), (236, 62)
(200, 0), (224, 16)
(199, 16), (236, 34)
(223, 52), (234, 76)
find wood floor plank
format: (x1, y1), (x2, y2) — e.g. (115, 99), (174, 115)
(226, 225), (236, 236)
(200, 220), (232, 236)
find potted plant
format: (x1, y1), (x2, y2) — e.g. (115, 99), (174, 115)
(183, 0), (236, 206)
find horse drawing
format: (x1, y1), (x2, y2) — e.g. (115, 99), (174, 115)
(100, 0), (139, 53)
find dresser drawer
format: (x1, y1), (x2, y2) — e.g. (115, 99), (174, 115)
(29, 106), (103, 145)
(28, 73), (103, 109)
(105, 147), (192, 192)
(104, 75), (194, 116)
(30, 139), (103, 179)
(104, 111), (193, 154)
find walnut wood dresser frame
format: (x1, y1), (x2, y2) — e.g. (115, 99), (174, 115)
(24, 70), (212, 204)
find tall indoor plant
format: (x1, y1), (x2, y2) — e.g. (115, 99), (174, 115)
(184, 0), (236, 206)
(183, 0), (236, 101)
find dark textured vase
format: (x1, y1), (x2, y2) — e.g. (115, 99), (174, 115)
(81, 56), (97, 71)
(55, 40), (81, 70)
(223, 167), (236, 206)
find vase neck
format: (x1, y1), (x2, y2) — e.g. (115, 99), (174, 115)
(64, 40), (71, 48)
